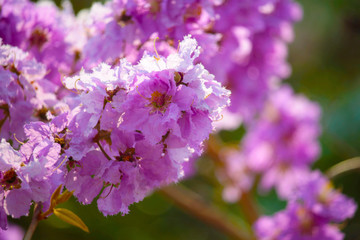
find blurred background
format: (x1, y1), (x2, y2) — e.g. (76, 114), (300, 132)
(14, 0), (360, 239)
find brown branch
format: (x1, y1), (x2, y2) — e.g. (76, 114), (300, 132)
(326, 157), (360, 179)
(160, 184), (251, 240)
(0, 115), (9, 133)
(207, 135), (260, 225)
(238, 192), (259, 225)
(24, 203), (42, 240)
(96, 141), (112, 161)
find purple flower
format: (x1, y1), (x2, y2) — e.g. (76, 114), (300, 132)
(0, 0), (80, 85)
(0, 224), (24, 240)
(0, 113), (71, 219)
(242, 86), (321, 198)
(254, 171), (357, 240)
(295, 171), (357, 223)
(206, 0), (302, 120)
(0, 41), (58, 146)
(62, 36), (229, 216)
(216, 149), (254, 202)
(255, 207), (345, 240)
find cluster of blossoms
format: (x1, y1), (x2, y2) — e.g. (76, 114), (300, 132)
(0, 119), (65, 226)
(0, 0), (303, 126)
(0, 0), (357, 239)
(217, 86), (321, 201)
(62, 36), (229, 215)
(243, 86), (321, 198)
(0, 0), (298, 120)
(0, 0), (81, 85)
(215, 84), (357, 239)
(216, 87), (357, 238)
(255, 172), (356, 239)
(0, 34), (229, 229)
(78, 0), (302, 121)
(0, 0), (303, 125)
(0, 41), (59, 145)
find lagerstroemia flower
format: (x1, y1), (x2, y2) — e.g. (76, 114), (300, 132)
(207, 0), (303, 120)
(0, 41), (57, 146)
(254, 171), (357, 240)
(80, 0), (215, 68)
(216, 149), (254, 202)
(79, 0), (302, 124)
(62, 35), (230, 215)
(0, 0), (356, 238)
(0, 115), (66, 229)
(217, 86), (321, 203)
(242, 86), (321, 199)
(0, 224), (24, 239)
(0, 0), (80, 85)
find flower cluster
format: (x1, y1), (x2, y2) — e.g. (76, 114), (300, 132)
(0, 41), (58, 146)
(0, 0), (357, 239)
(0, 0), (81, 85)
(254, 171), (357, 240)
(0, 117), (65, 229)
(62, 36), (229, 215)
(244, 86), (321, 198)
(0, 0), (302, 122)
(217, 86), (321, 200)
(64, 0), (301, 122)
(0, 34), (229, 230)
(202, 0), (302, 120)
(216, 148), (254, 202)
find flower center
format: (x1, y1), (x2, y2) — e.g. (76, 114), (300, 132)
(147, 91), (172, 114)
(116, 11), (132, 27)
(29, 28), (48, 50)
(174, 72), (188, 86)
(184, 4), (202, 22)
(297, 207), (314, 235)
(149, 0), (160, 14)
(0, 168), (22, 191)
(116, 148), (136, 162)
(317, 182), (333, 204)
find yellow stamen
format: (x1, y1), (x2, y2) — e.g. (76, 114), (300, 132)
(214, 115), (224, 122)
(53, 156), (68, 172)
(13, 133), (25, 145)
(153, 37), (161, 61)
(204, 93), (211, 100)
(74, 79), (81, 94)
(100, 184), (114, 199)
(136, 85), (149, 100)
(12, 52), (16, 66)
(45, 69), (51, 76)
(177, 40), (180, 52)
(60, 75), (80, 94)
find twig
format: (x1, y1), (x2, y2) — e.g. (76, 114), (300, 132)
(24, 203), (42, 240)
(207, 135), (260, 225)
(238, 192), (259, 225)
(326, 157), (360, 179)
(0, 115), (9, 133)
(96, 141), (112, 161)
(160, 184), (251, 240)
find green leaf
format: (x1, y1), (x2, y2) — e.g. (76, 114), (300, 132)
(53, 208), (89, 233)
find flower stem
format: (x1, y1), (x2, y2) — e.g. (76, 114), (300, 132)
(207, 135), (260, 226)
(24, 203), (42, 240)
(160, 184), (252, 240)
(238, 192), (259, 225)
(326, 157), (360, 179)
(96, 141), (112, 161)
